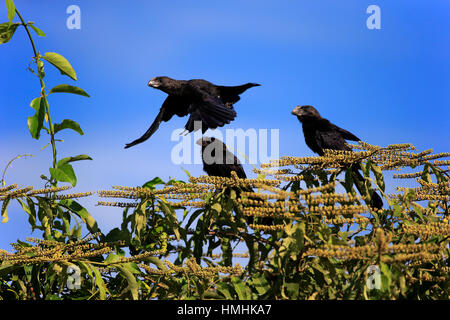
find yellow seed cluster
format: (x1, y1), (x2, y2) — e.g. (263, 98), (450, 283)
(189, 175), (280, 188)
(249, 224), (285, 232)
(297, 182), (336, 195)
(275, 175), (305, 182)
(304, 244), (376, 260)
(253, 168), (293, 176)
(53, 191), (93, 200)
(403, 222), (450, 237)
(261, 142), (448, 175)
(0, 184), (94, 202)
(303, 228), (446, 264)
(433, 160), (450, 166)
(243, 207), (296, 219)
(98, 190), (139, 199)
(406, 273), (449, 284)
(303, 192), (361, 205)
(302, 204), (370, 216)
(97, 201), (138, 208)
(0, 234), (114, 265)
(26, 185), (72, 196)
(0, 184), (19, 193)
(393, 172), (423, 179)
(139, 258), (243, 278)
(112, 247), (167, 264)
(322, 215), (370, 225)
(162, 193), (205, 200)
(209, 252), (249, 259)
(0, 186), (33, 200)
(164, 200), (205, 207)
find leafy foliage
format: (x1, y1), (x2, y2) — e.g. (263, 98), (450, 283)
(0, 1), (448, 300)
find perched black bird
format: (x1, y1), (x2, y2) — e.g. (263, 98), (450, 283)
(291, 105), (383, 209)
(196, 137), (271, 225)
(196, 136), (249, 183)
(125, 77), (260, 148)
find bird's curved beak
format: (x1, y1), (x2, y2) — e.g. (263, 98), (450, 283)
(196, 138), (204, 146)
(196, 137), (213, 146)
(291, 106), (302, 116)
(148, 78), (160, 88)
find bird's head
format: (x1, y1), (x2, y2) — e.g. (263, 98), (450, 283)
(147, 76), (174, 89)
(291, 105), (321, 121)
(196, 136), (217, 148)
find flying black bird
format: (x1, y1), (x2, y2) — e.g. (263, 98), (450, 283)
(291, 105), (383, 209)
(124, 77), (260, 148)
(196, 137), (272, 225)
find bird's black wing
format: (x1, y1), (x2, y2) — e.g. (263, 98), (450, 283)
(311, 119), (359, 153)
(216, 83), (260, 105)
(224, 152), (247, 179)
(330, 123), (360, 142)
(124, 95), (190, 148)
(184, 88), (237, 133)
(309, 119), (348, 153)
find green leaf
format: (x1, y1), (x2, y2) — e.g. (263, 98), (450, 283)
(185, 208), (204, 230)
(231, 277), (248, 300)
(216, 283), (234, 299)
(49, 84), (90, 97)
(117, 266), (139, 300)
(380, 262), (391, 292)
(342, 168), (354, 193)
(29, 97), (40, 110)
(146, 257), (167, 272)
(17, 198), (36, 229)
(370, 162), (385, 192)
(1, 197), (10, 223)
(0, 22), (19, 45)
(285, 282), (300, 299)
(104, 227), (131, 243)
(249, 275), (270, 296)
(49, 163), (77, 186)
(28, 23), (46, 37)
(57, 154), (92, 167)
(211, 203), (222, 213)
(54, 119), (84, 135)
(37, 60), (45, 78)
(160, 200), (180, 240)
(181, 167), (191, 178)
(89, 264), (107, 300)
(42, 52), (77, 80)
(49, 154), (91, 186)
(142, 177), (164, 190)
(59, 199), (101, 234)
(5, 0), (15, 23)
(27, 97), (46, 139)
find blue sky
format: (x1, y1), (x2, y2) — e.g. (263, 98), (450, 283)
(1, 0), (449, 249)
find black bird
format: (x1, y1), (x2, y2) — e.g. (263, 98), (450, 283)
(196, 137), (272, 225)
(125, 77), (260, 148)
(196, 136), (249, 184)
(291, 105), (383, 209)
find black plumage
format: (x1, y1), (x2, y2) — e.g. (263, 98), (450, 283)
(125, 77), (260, 148)
(196, 137), (272, 225)
(196, 136), (247, 180)
(291, 105), (383, 209)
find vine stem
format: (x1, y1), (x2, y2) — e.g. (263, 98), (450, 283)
(15, 9), (58, 175)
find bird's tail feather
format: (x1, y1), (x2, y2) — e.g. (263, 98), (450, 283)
(351, 164), (383, 210)
(219, 83), (261, 96)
